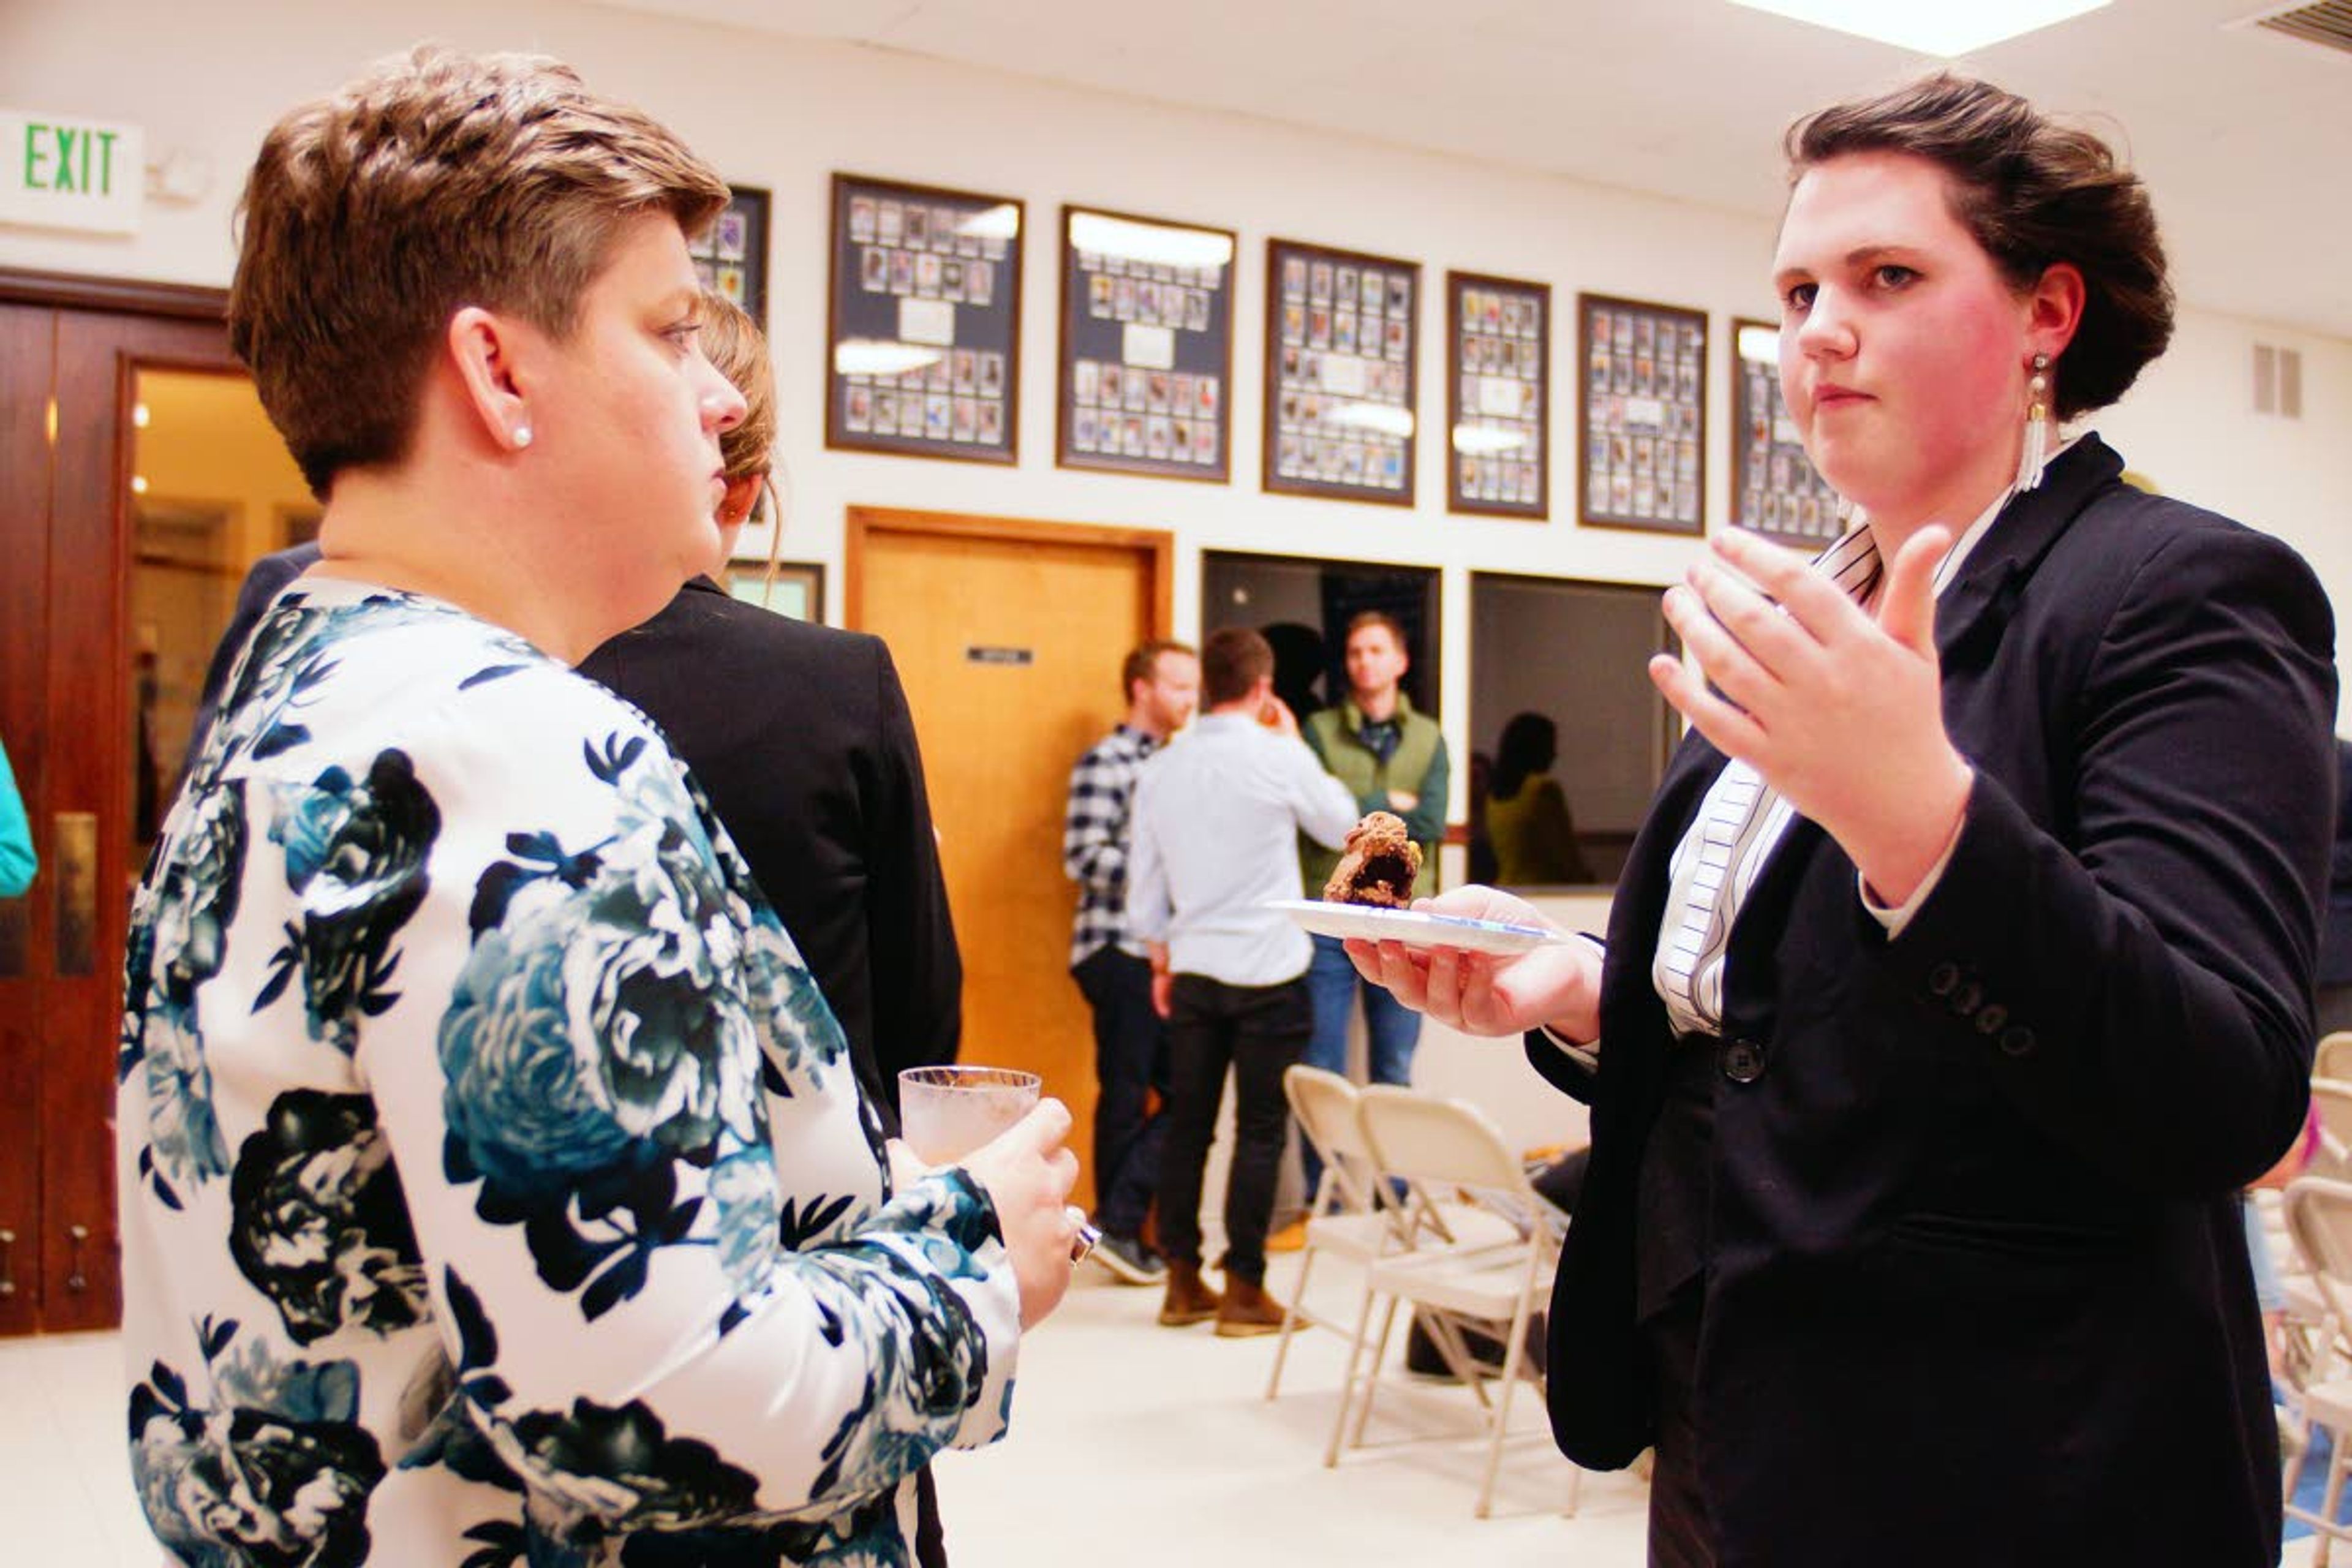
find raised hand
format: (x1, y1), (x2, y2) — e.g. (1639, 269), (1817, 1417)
(1650, 526), (1972, 907)
(1343, 885), (1602, 1044)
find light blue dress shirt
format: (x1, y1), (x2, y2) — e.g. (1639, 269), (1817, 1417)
(1125, 710), (1359, 987)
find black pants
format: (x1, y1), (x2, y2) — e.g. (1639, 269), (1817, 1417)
(1072, 946), (1169, 1240)
(1643, 1283), (1715, 1568)
(1156, 972), (1312, 1287)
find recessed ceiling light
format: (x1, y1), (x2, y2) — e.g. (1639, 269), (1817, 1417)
(1726, 0), (2111, 56)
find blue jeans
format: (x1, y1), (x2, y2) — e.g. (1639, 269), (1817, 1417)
(1300, 934), (1422, 1197)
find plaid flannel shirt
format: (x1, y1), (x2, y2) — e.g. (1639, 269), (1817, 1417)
(1063, 723), (1159, 968)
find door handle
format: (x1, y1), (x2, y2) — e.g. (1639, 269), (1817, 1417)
(0, 1227), (15, 1297)
(52, 810), (96, 976)
(65, 1223), (89, 1292)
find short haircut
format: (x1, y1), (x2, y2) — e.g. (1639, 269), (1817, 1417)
(1120, 638), (1196, 703)
(1345, 610), (1408, 651)
(1201, 628), (1273, 707)
(1784, 72), (2173, 421)
(228, 45), (731, 497)
(699, 290), (774, 484)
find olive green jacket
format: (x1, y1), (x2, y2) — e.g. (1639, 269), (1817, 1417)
(1299, 694), (1448, 899)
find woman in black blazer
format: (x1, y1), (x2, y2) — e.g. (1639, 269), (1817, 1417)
(1354, 75), (2334, 1566)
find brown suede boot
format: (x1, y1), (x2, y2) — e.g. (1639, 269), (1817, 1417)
(1158, 1261), (1222, 1327)
(1214, 1276), (1286, 1338)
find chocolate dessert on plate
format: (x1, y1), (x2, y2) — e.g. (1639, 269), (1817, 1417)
(1321, 810), (1420, 908)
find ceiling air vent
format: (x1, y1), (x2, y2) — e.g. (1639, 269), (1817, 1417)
(2247, 0), (2352, 54)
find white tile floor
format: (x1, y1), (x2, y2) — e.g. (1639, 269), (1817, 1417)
(7, 1251), (2326, 1566)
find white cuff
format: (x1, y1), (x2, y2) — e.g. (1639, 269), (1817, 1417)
(1859, 815), (1964, 938)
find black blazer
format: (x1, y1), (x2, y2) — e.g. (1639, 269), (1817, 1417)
(579, 576), (961, 1135)
(1527, 437), (2335, 1566)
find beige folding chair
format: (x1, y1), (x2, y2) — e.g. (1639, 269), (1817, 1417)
(2283, 1177), (2352, 1561)
(1268, 1066), (1387, 1399)
(2313, 1080), (2352, 1181)
(2317, 1033), (2352, 1085)
(1267, 1066), (1516, 1400)
(1329, 1085), (1578, 1519)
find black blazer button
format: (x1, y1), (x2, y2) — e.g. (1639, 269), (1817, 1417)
(1999, 1025), (2038, 1058)
(1721, 1038), (1766, 1083)
(1974, 1004), (2008, 1035)
(1951, 981), (1983, 1017)
(1928, 962), (1961, 997)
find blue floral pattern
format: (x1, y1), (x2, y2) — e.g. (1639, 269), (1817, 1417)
(129, 1319), (386, 1567)
(118, 581), (1021, 1567)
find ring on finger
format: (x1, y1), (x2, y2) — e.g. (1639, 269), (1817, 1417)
(1065, 1205), (1100, 1265)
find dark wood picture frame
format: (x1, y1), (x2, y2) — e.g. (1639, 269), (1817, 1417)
(1446, 270), (1549, 520)
(690, 185), (770, 330)
(1056, 205), (1237, 483)
(1729, 316), (1845, 550)
(1262, 238), (1419, 507)
(824, 173), (1023, 466)
(723, 559), (826, 623)
(1575, 292), (1707, 535)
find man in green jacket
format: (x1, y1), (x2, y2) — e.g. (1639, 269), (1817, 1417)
(1294, 611), (1448, 1204)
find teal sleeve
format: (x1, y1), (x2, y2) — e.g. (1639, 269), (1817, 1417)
(0, 739), (34, 898)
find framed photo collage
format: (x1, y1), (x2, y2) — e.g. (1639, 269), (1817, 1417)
(1058, 206), (1237, 481)
(805, 168), (1853, 541)
(825, 173), (1023, 464)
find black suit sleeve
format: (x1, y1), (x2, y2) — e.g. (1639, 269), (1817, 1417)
(1881, 523), (2336, 1195)
(863, 641), (962, 1088)
(185, 542), (322, 774)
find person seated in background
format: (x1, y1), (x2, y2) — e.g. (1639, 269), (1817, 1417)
(1484, 711), (1595, 886)
(119, 45), (1077, 1566)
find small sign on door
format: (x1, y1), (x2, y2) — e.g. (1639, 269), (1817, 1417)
(966, 646), (1034, 666)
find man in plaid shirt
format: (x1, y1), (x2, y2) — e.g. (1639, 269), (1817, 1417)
(1064, 638), (1199, 1283)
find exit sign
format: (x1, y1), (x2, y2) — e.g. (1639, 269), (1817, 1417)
(0, 110), (141, 235)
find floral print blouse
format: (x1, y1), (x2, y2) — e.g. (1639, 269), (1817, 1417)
(116, 579), (1020, 1567)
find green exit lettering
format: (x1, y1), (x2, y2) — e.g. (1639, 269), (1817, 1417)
(22, 123), (121, 197)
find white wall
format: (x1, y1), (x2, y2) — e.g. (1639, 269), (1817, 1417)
(15, 0), (2348, 753)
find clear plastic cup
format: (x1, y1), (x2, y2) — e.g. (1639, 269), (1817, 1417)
(897, 1066), (1042, 1163)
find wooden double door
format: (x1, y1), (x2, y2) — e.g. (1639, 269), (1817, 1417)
(0, 275), (249, 1335)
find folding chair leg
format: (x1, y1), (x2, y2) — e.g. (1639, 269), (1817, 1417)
(1349, 1295), (1403, 1449)
(2322, 1433), (2352, 1568)
(1265, 1241), (1323, 1400)
(1324, 1280), (1382, 1468)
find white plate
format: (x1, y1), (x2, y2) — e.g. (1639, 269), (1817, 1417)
(1269, 898), (1564, 956)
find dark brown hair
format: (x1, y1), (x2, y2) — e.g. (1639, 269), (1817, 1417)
(228, 45), (729, 497)
(1121, 638), (1196, 704)
(1201, 628), (1273, 707)
(1784, 72), (2173, 420)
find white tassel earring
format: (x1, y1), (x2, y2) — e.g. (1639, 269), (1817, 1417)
(2013, 353), (2049, 493)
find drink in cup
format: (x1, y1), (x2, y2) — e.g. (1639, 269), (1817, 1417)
(897, 1066), (1042, 1163)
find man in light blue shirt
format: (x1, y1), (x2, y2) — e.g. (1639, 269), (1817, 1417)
(1127, 627), (1357, 1335)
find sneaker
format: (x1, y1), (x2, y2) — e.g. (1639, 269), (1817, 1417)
(1093, 1231), (1167, 1286)
(1265, 1216), (1310, 1254)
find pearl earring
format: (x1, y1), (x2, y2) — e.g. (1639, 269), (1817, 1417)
(2013, 353), (2049, 493)
(511, 424), (533, 450)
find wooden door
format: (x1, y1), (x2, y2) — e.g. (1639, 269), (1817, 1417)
(850, 508), (1172, 1208)
(0, 278), (242, 1334)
